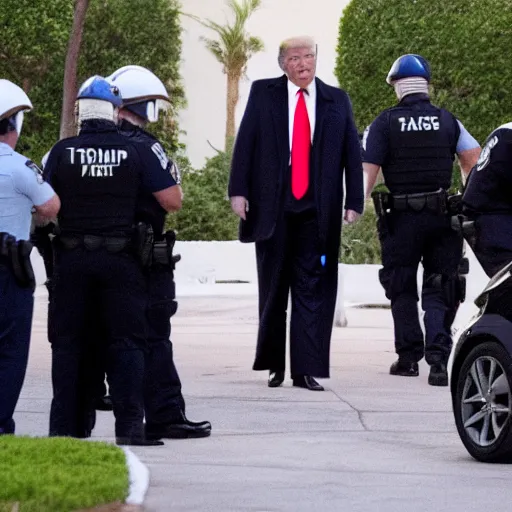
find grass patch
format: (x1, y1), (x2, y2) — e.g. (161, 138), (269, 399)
(0, 437), (129, 512)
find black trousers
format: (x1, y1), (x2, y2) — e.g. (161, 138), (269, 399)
(253, 210), (337, 378)
(46, 280), (105, 438)
(49, 247), (147, 439)
(0, 263), (34, 434)
(378, 211), (463, 365)
(144, 264), (185, 429)
(473, 214), (512, 321)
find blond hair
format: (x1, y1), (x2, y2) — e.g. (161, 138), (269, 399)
(278, 36), (316, 70)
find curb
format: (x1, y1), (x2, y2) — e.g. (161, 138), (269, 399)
(121, 447), (150, 505)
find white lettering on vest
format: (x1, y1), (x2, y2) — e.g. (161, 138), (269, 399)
(66, 147), (128, 177)
(398, 116), (440, 132)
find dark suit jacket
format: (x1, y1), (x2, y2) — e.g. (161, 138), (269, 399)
(228, 74), (364, 255)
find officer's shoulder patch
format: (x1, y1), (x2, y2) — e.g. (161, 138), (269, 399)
(25, 160), (44, 184)
(151, 142), (169, 170)
(476, 135), (499, 172)
(170, 161), (181, 184)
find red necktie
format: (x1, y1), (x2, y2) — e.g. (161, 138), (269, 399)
(291, 89), (311, 199)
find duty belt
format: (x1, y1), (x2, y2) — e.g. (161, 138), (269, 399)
(0, 232), (35, 288)
(391, 188), (448, 214)
(58, 234), (131, 253)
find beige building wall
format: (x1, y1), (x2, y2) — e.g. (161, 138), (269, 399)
(178, 0), (351, 168)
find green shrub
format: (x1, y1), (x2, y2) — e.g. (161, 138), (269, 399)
(334, 0), (512, 263)
(166, 144), (239, 240)
(0, 0), (184, 164)
(340, 199), (381, 264)
(336, 0), (512, 147)
(80, 0), (185, 155)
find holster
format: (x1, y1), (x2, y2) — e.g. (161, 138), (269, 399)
(371, 191), (392, 236)
(152, 230), (181, 269)
(450, 213), (477, 250)
(132, 222), (154, 268)
(31, 223), (56, 279)
(0, 232), (35, 288)
(447, 193), (463, 216)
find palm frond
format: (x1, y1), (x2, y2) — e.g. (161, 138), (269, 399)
(188, 0), (264, 76)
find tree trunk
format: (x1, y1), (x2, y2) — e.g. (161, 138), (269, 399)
(60, 0), (90, 139)
(225, 71), (241, 151)
(22, 78), (31, 93)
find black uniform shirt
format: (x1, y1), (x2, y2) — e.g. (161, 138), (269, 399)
(118, 120), (179, 239)
(43, 119), (175, 236)
(463, 123), (512, 214)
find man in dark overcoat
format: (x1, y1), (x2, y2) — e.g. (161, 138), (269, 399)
(228, 36), (364, 390)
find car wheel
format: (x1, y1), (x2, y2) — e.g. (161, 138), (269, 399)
(454, 341), (512, 463)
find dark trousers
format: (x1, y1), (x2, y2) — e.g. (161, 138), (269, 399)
(46, 280), (101, 438)
(49, 247), (147, 439)
(253, 210), (337, 378)
(144, 264), (185, 429)
(0, 264), (34, 434)
(473, 214), (512, 320)
(378, 211), (463, 364)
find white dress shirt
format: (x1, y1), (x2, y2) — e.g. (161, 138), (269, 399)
(287, 78), (316, 157)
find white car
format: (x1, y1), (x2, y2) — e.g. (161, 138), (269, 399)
(449, 261), (512, 462)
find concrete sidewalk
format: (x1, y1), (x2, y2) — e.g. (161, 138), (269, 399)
(15, 291), (512, 512)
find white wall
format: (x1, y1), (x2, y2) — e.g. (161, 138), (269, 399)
(179, 0), (351, 168)
(32, 240), (490, 334)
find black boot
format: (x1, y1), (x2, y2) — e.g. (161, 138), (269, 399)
(389, 359), (419, 377)
(146, 410), (212, 440)
(116, 436), (164, 446)
(428, 363), (448, 386)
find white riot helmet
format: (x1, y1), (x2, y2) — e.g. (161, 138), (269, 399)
(0, 79), (33, 136)
(106, 65), (170, 123)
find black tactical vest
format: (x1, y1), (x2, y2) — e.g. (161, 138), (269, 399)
(383, 96), (459, 194)
(50, 120), (142, 237)
(118, 120), (168, 239)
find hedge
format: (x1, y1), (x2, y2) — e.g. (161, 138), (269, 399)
(336, 0), (512, 148)
(0, 0), (184, 165)
(334, 0), (512, 263)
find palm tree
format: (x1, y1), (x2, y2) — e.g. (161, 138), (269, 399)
(184, 0), (264, 150)
(60, 0), (90, 139)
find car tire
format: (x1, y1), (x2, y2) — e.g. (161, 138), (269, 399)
(454, 341), (512, 463)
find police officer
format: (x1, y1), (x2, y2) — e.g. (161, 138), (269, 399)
(44, 76), (179, 446)
(363, 54), (481, 386)
(0, 79), (60, 435)
(35, 155), (111, 444)
(107, 65), (212, 439)
(462, 123), (512, 319)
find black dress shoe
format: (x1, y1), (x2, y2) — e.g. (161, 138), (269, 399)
(292, 375), (324, 391)
(116, 437), (164, 446)
(389, 360), (419, 377)
(94, 395), (113, 411)
(428, 363), (448, 386)
(268, 370), (285, 388)
(146, 410), (212, 440)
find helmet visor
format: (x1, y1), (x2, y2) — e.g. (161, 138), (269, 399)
(146, 99), (170, 122)
(8, 111), (24, 136)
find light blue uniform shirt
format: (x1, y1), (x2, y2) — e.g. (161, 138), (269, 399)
(0, 142), (55, 241)
(456, 120), (480, 152)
